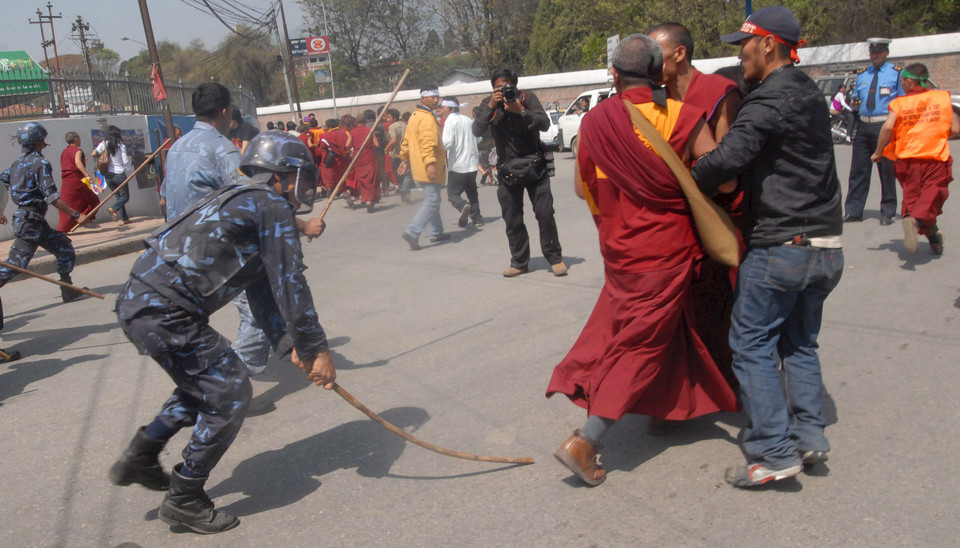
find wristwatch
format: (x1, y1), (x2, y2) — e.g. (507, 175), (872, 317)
(71, 211), (80, 220)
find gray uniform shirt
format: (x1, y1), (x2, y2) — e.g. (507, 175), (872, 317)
(160, 121), (242, 220)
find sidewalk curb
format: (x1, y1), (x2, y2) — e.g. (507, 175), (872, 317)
(9, 235), (146, 280)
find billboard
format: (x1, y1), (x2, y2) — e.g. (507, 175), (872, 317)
(0, 51), (49, 96)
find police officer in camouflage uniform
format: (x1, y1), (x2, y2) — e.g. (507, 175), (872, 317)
(109, 131), (335, 534)
(0, 122), (87, 302)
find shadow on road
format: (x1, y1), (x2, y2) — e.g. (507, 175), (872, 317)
(207, 407), (429, 516)
(0, 353), (107, 406)
(871, 240), (941, 270)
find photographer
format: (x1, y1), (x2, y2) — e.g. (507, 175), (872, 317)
(473, 68), (567, 277)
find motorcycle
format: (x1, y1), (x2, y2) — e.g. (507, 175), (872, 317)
(830, 112), (853, 144)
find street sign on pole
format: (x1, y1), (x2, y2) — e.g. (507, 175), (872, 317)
(306, 36), (330, 54)
(290, 38), (307, 56)
(313, 68), (332, 83)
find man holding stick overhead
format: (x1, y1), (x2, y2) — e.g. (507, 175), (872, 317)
(109, 131), (335, 534)
(0, 122), (88, 302)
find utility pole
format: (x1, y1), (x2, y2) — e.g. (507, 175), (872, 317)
(271, 8), (296, 122)
(29, 2), (67, 117)
(71, 15), (95, 80)
(137, 0), (177, 149)
(278, 0), (302, 119)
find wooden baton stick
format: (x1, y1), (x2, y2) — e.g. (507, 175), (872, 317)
(70, 139), (171, 233)
(0, 260), (104, 299)
(332, 383), (534, 465)
(313, 69), (411, 225)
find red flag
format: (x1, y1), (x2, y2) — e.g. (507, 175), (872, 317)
(151, 65), (168, 102)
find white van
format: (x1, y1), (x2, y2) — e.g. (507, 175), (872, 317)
(557, 87), (614, 154)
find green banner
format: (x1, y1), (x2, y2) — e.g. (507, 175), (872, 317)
(0, 51), (49, 96)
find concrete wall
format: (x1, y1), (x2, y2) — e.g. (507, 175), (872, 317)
(259, 31), (960, 123)
(0, 115), (177, 240)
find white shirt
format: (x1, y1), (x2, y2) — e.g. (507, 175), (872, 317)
(94, 140), (134, 175)
(832, 91), (852, 112)
(442, 112), (479, 174)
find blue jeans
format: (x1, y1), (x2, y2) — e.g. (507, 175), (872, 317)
(406, 182), (443, 238)
(106, 171), (130, 221)
(730, 244), (843, 468)
(392, 158), (413, 194)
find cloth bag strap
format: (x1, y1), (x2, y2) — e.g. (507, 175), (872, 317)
(621, 98), (740, 267)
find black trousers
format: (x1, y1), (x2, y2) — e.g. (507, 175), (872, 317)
(496, 174), (563, 268)
(845, 120), (897, 218)
(446, 170), (482, 223)
(0, 210), (75, 287)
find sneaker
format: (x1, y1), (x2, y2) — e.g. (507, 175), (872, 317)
(429, 233), (451, 243)
(402, 231), (420, 250)
(928, 231), (944, 255)
(366, 202), (375, 213)
(551, 262), (568, 277)
(801, 450), (829, 465)
(344, 195), (356, 209)
(457, 204), (471, 227)
(902, 217), (919, 254)
(503, 266), (528, 277)
(473, 220), (484, 227)
(725, 462), (802, 487)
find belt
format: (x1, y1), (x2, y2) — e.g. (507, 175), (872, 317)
(860, 115), (887, 123)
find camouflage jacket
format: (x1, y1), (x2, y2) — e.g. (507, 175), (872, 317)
(0, 149), (60, 212)
(125, 180), (327, 358)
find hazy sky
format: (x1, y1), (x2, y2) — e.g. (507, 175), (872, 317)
(2, 0), (309, 65)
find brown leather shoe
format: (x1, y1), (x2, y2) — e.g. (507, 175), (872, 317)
(551, 262), (568, 276)
(502, 266), (528, 277)
(554, 429), (606, 486)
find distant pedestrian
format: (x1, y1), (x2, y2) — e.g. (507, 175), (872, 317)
(228, 107), (259, 156)
(439, 96), (483, 227)
(350, 111), (381, 212)
(872, 63), (960, 255)
(385, 108), (412, 202)
(92, 125), (134, 225)
(844, 37), (903, 225)
(399, 86), (449, 250)
(57, 131), (100, 232)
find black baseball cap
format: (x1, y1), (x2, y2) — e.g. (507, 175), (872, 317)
(720, 6), (802, 45)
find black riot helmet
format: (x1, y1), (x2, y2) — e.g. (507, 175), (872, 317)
(239, 130), (318, 213)
(17, 122), (49, 147)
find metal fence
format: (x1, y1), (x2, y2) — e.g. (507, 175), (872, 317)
(0, 67), (257, 121)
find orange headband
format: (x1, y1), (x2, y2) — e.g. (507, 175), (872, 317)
(739, 21), (807, 64)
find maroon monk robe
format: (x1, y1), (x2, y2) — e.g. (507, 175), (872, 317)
(348, 125), (380, 204)
(318, 128), (351, 194)
(57, 144), (100, 232)
(546, 87), (739, 421)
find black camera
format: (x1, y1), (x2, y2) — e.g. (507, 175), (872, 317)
(500, 83), (518, 102)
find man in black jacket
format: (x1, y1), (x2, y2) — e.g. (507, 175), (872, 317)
(691, 6), (843, 488)
(472, 68), (566, 277)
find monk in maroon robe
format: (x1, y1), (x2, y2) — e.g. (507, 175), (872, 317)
(650, 23), (745, 398)
(547, 34), (738, 487)
(348, 118), (381, 212)
(317, 118), (353, 206)
(58, 132), (100, 232)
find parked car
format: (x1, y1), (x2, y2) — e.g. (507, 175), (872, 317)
(557, 87), (614, 155)
(540, 110), (562, 147)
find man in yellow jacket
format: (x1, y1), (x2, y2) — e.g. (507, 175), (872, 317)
(398, 87), (448, 250)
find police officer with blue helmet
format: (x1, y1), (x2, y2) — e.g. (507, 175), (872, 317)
(0, 122), (89, 302)
(844, 37), (903, 225)
(109, 130), (333, 535)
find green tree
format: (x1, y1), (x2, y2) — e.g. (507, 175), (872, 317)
(438, 0), (540, 73)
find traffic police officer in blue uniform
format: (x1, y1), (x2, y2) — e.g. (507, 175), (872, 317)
(108, 131), (334, 534)
(844, 38), (903, 225)
(0, 122), (88, 302)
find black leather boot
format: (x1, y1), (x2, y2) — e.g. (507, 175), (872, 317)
(158, 464), (239, 534)
(59, 275), (86, 303)
(109, 427), (170, 491)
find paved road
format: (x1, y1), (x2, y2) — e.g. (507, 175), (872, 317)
(1, 143), (958, 546)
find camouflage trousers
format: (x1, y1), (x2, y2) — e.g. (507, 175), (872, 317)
(117, 277), (252, 478)
(0, 210), (75, 286)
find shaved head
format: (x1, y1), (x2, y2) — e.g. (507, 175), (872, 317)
(648, 22), (695, 60)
